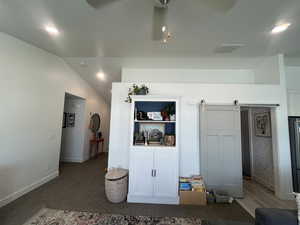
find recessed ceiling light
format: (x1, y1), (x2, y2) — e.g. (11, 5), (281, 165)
(271, 23), (291, 34)
(96, 72), (106, 81)
(45, 25), (59, 36)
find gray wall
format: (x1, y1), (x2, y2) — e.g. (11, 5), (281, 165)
(251, 108), (274, 191)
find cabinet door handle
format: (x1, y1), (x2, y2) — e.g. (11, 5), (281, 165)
(154, 169), (157, 177)
(151, 169), (154, 177)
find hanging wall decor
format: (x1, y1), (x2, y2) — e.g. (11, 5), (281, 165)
(68, 113), (76, 127)
(254, 112), (271, 137)
(63, 112), (67, 128)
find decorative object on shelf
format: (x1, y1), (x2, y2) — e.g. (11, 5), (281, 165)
(147, 112), (163, 121)
(137, 111), (149, 120)
(170, 114), (176, 121)
(161, 103), (176, 121)
(161, 111), (170, 121)
(164, 135), (175, 146)
(140, 124), (165, 135)
(134, 132), (145, 145)
(254, 112), (271, 137)
(67, 113), (76, 127)
(148, 129), (163, 145)
(125, 84), (149, 103)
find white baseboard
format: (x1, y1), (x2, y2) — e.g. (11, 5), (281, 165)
(127, 194), (179, 205)
(60, 156), (84, 163)
(0, 170), (59, 208)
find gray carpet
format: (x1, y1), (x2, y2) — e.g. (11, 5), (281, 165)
(0, 155), (253, 225)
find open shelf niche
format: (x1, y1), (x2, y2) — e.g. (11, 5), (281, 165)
(132, 100), (176, 147)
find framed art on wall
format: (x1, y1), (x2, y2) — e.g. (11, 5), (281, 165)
(68, 113), (76, 127)
(254, 112), (271, 137)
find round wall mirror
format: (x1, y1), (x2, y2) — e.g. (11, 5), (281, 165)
(90, 113), (101, 133)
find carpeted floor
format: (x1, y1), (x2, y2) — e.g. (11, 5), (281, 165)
(0, 155), (254, 225)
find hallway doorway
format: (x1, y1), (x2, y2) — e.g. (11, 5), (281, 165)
(240, 107), (275, 191)
(60, 93), (86, 164)
(237, 106), (295, 216)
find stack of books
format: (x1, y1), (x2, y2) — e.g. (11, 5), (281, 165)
(179, 176), (205, 192)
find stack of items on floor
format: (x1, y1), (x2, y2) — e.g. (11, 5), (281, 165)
(179, 175), (207, 205)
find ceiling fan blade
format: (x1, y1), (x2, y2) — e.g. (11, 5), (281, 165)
(152, 6), (168, 41)
(199, 0), (237, 12)
(86, 0), (118, 9)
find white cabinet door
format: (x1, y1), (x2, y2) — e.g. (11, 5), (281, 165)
(200, 105), (243, 197)
(129, 150), (154, 196)
(153, 150), (178, 198)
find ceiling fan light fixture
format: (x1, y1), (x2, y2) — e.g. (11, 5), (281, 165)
(271, 23), (291, 34)
(155, 0), (170, 8)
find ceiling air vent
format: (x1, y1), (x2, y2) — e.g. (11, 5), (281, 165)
(214, 44), (244, 54)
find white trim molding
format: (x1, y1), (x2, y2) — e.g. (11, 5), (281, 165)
(0, 170), (59, 208)
(60, 157), (85, 163)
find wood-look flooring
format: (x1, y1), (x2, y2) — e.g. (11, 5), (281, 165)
(236, 179), (296, 217)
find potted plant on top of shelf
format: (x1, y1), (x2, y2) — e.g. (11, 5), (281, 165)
(125, 84), (149, 103)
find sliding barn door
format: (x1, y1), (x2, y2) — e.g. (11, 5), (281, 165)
(200, 105), (243, 197)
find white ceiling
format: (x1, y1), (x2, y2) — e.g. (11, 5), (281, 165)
(1, 0), (300, 102)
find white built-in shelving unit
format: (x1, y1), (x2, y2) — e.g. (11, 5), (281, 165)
(127, 96), (180, 204)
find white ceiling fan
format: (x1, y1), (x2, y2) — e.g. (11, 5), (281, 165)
(86, 0), (237, 42)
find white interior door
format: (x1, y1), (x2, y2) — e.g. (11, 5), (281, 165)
(129, 150), (154, 196)
(200, 105), (243, 197)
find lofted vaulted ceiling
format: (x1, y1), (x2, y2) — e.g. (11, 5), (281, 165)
(1, 0), (300, 102)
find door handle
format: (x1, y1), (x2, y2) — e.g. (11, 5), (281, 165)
(151, 169), (157, 177)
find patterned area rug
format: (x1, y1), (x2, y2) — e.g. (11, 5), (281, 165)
(24, 208), (205, 225)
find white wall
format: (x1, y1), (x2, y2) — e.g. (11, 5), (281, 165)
(60, 96), (86, 163)
(122, 69), (255, 84)
(285, 66), (300, 116)
(254, 56), (280, 84)
(0, 32), (110, 207)
(108, 55), (293, 200)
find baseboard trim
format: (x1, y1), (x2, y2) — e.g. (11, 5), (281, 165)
(127, 194), (179, 205)
(252, 176), (274, 192)
(60, 157), (84, 163)
(236, 199), (255, 218)
(0, 170), (59, 208)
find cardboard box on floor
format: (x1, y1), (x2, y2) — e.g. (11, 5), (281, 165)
(179, 190), (207, 206)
